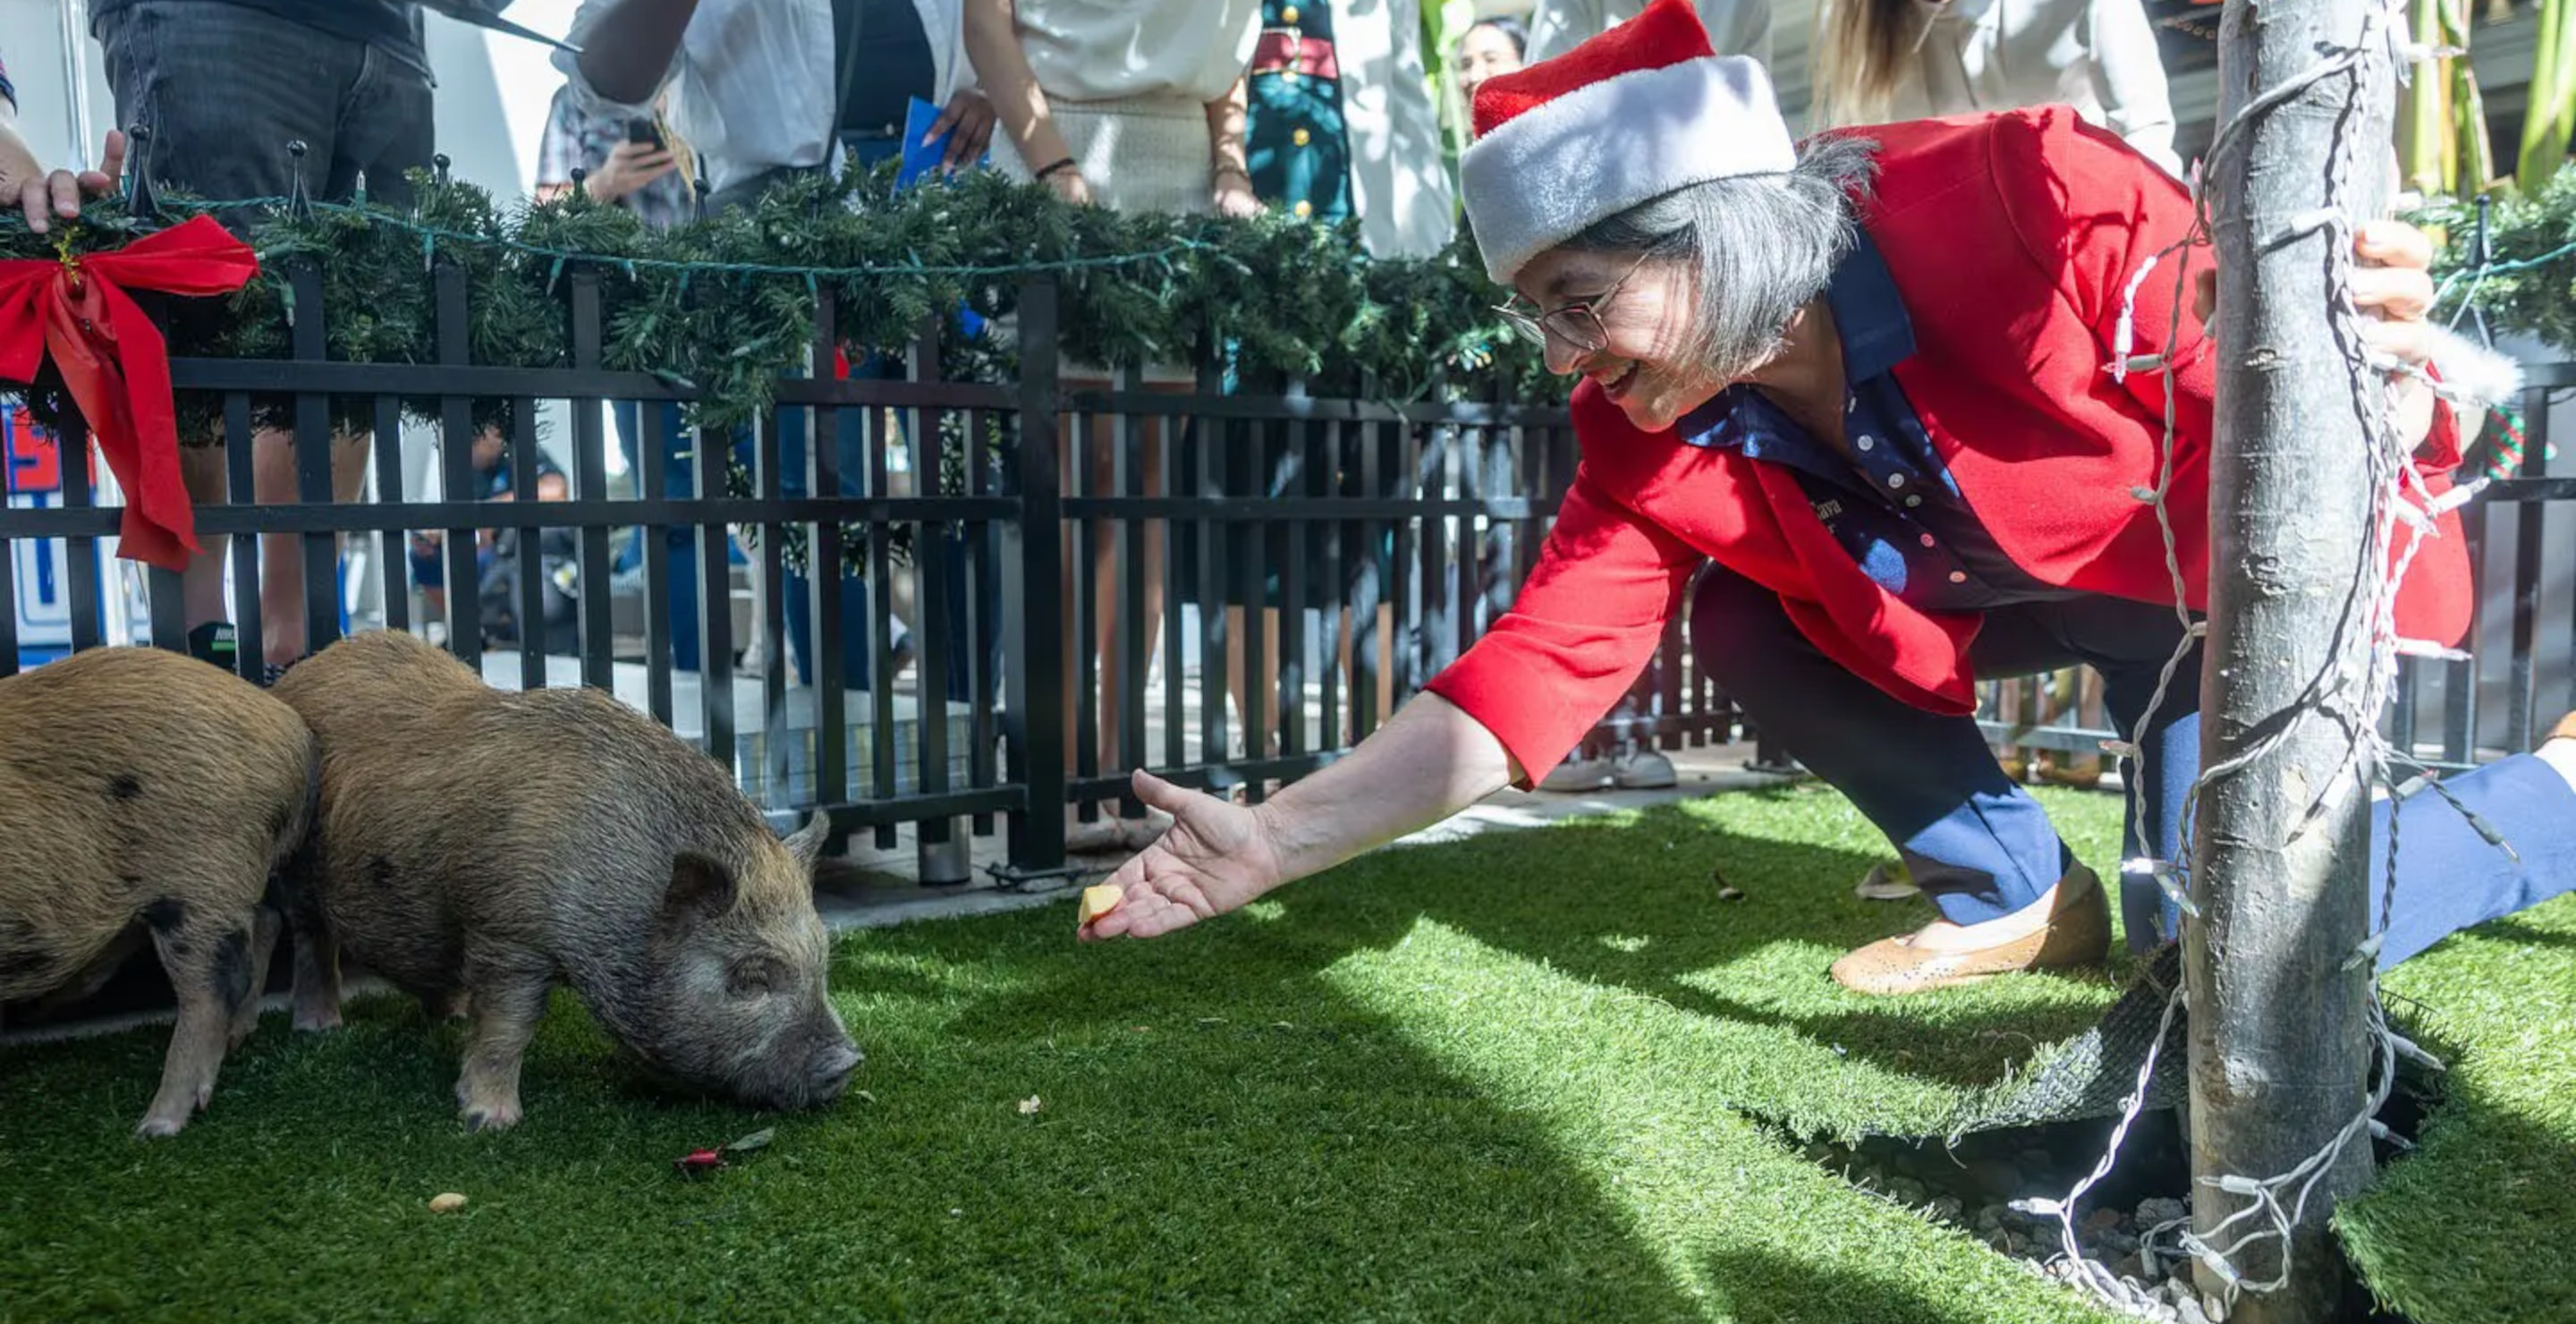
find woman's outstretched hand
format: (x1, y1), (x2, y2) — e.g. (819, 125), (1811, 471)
(1078, 770), (1286, 941)
(1075, 695), (1521, 943)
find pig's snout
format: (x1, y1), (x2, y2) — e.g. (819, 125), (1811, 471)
(809, 1040), (862, 1103)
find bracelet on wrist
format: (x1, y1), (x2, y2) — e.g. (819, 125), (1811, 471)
(1034, 157), (1079, 182)
(1213, 164), (1250, 184)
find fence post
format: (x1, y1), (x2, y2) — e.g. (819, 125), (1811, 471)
(2187, 0), (2388, 1318)
(1005, 279), (1068, 875)
(289, 260), (339, 661)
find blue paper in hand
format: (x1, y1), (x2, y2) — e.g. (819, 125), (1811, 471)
(893, 98), (993, 340)
(897, 97), (990, 192)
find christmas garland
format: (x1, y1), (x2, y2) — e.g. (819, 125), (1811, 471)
(0, 159), (1564, 451)
(2417, 169), (2576, 352)
(2412, 174), (2576, 479)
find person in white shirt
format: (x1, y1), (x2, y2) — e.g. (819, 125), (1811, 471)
(561, 0), (994, 212)
(963, 0), (1264, 217)
(1809, 0), (2182, 177)
(1526, 0), (1769, 67)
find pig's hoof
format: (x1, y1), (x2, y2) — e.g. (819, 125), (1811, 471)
(461, 1103), (523, 1133)
(135, 1114), (188, 1139)
(292, 1006), (343, 1033)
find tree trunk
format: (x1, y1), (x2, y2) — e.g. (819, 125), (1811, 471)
(2190, 1), (2389, 1320)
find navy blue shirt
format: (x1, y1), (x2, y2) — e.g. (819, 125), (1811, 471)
(832, 0), (936, 140)
(1674, 233), (2076, 614)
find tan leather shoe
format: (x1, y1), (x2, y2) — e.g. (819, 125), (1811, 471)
(1830, 865), (2112, 996)
(2550, 711), (2576, 744)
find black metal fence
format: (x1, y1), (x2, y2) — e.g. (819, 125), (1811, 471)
(7, 263), (2564, 881)
(0, 266), (1749, 886)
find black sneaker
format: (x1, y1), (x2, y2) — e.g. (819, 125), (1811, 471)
(187, 622), (238, 672)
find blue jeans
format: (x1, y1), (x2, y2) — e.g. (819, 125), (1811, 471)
(610, 388), (997, 701)
(1687, 564), (2576, 970)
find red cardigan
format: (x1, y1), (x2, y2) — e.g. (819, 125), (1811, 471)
(1425, 108), (2473, 785)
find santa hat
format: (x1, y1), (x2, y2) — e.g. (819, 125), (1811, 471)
(1460, 0), (1794, 284)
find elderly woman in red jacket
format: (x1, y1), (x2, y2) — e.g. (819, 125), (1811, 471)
(1080, 0), (2576, 993)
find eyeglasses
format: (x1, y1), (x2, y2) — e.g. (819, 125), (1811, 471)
(1495, 250), (1657, 354)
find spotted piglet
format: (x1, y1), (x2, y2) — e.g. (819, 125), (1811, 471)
(0, 647), (318, 1135)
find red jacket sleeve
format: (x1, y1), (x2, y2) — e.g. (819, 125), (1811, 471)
(1423, 463), (1703, 786)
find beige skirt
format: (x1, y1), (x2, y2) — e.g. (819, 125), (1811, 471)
(992, 92), (1216, 217)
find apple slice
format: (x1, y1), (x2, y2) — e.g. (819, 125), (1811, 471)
(1078, 883), (1124, 927)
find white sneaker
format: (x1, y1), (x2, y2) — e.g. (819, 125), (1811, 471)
(1538, 756), (1614, 793)
(1613, 749), (1678, 789)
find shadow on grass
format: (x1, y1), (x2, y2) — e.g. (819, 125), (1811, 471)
(1699, 1244), (2080, 1324)
(2467, 916), (2576, 953)
(0, 916), (1725, 1324)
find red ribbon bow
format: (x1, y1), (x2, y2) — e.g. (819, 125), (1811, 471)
(0, 214), (259, 571)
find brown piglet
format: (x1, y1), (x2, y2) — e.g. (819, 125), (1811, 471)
(0, 647), (318, 1135)
(271, 630), (858, 1131)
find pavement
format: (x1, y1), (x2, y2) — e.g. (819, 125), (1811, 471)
(807, 739), (1794, 930)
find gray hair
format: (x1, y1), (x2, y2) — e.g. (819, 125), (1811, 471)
(1558, 134), (1877, 381)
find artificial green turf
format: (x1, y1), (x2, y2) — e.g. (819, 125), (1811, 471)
(0, 783), (2563, 1323)
(2338, 893), (2576, 1324)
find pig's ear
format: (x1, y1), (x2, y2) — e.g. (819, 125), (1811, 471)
(782, 810), (831, 872)
(665, 851), (740, 925)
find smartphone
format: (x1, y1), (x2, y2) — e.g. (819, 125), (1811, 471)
(625, 119), (665, 150)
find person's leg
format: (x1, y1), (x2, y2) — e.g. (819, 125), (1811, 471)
(1610, 662), (1679, 788)
(1221, 604), (1285, 754)
(1690, 566), (2071, 928)
(746, 437), (784, 680)
(1992, 595), (2204, 952)
(324, 40), (435, 210)
(1089, 388), (1174, 772)
(825, 400), (873, 692)
(611, 400), (644, 575)
(1334, 603), (1397, 746)
(408, 532), (446, 633)
(2364, 722), (2576, 970)
(97, 2), (357, 663)
(657, 404), (703, 670)
(250, 429), (370, 667)
(276, 30), (434, 665)
(175, 445), (233, 657)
